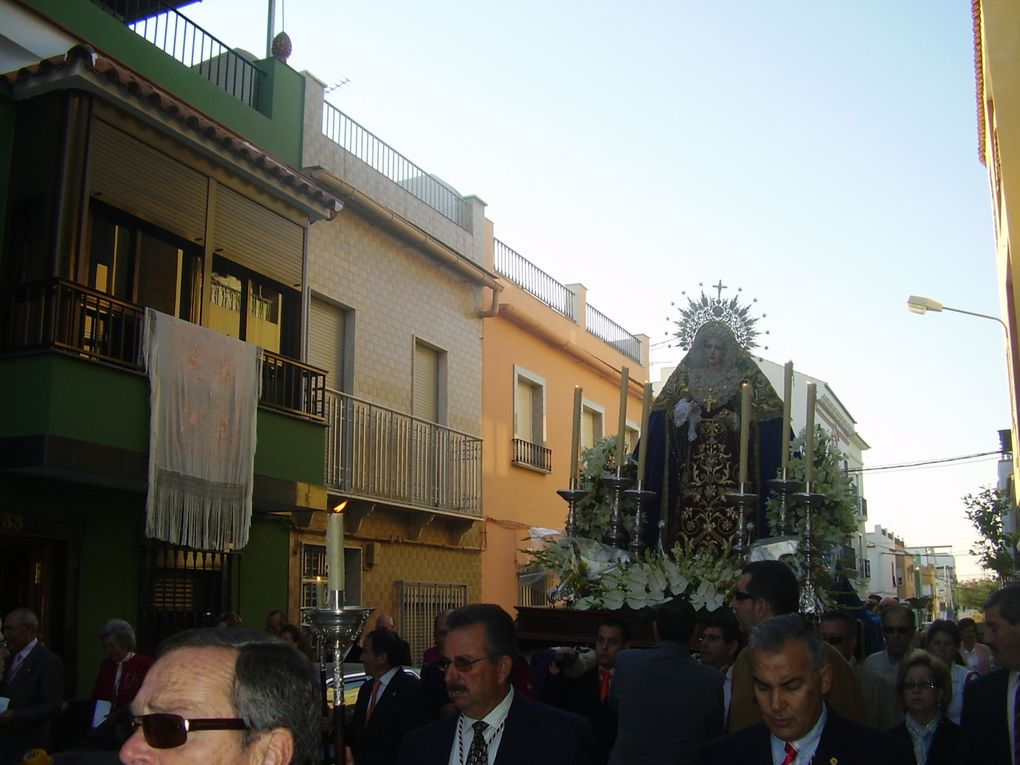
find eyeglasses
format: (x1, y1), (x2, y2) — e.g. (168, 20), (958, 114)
(121, 714), (249, 749)
(436, 655), (495, 673)
(822, 635), (843, 645)
(883, 626), (914, 636)
(731, 590), (754, 601)
(902, 681), (937, 691)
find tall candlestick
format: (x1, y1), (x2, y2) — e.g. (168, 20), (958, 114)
(738, 382), (750, 486)
(781, 361), (793, 471)
(327, 501), (346, 594)
(615, 366), (630, 471)
(569, 386), (582, 486)
(804, 382), (816, 485)
(636, 383), (652, 484)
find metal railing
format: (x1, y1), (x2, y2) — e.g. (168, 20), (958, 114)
(321, 102), (470, 229)
(1, 279), (324, 420)
(324, 389), (482, 516)
(511, 438), (552, 473)
(585, 303), (642, 364)
(493, 239), (575, 320)
(397, 581), (468, 666)
(91, 0), (264, 110)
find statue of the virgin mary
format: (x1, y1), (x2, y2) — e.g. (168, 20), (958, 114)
(641, 319), (784, 555)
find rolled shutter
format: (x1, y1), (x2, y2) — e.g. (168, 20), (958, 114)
(212, 185), (303, 287)
(308, 297), (345, 388)
(413, 342), (438, 422)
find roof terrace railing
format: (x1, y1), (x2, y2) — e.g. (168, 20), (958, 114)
(586, 303), (642, 364)
(321, 102), (470, 230)
(91, 0), (264, 110)
(493, 239), (575, 320)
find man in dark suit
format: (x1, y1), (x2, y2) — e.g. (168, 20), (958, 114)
(608, 598), (724, 765)
(698, 614), (913, 765)
(399, 603), (594, 765)
(349, 628), (429, 765)
(0, 607), (63, 764)
(959, 583), (1020, 764)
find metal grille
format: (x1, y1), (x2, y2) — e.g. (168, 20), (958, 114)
(397, 581), (468, 667)
(585, 303), (642, 364)
(493, 239), (575, 319)
(511, 438), (552, 472)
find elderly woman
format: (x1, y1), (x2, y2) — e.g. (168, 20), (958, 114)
(887, 650), (960, 765)
(90, 619), (154, 713)
(923, 620), (977, 724)
(957, 617), (993, 675)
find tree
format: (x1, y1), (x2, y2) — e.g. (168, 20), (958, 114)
(963, 486), (1018, 584)
(956, 578), (999, 613)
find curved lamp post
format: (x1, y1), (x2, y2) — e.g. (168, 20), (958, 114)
(906, 295), (1008, 335)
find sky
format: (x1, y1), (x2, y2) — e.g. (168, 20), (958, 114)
(185, 0), (1007, 580)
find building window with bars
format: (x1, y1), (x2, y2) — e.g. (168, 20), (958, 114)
(397, 581), (468, 666)
(301, 543), (362, 609)
(512, 366), (551, 472)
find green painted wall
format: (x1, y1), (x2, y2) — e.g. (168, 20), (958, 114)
(239, 515), (291, 628)
(22, 0), (304, 165)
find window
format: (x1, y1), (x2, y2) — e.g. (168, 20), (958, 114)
(624, 423), (640, 453)
(308, 296), (350, 391)
(580, 400), (605, 450)
(207, 255), (300, 357)
(397, 581), (468, 666)
(300, 543), (362, 609)
(413, 340), (445, 423)
(511, 367), (551, 471)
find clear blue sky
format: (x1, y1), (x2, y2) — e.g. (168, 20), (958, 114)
(188, 0), (1006, 579)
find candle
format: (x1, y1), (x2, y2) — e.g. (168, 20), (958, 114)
(804, 382), (816, 485)
(636, 383), (652, 485)
(569, 386), (582, 486)
(738, 382), (750, 486)
(781, 362), (793, 472)
(327, 501), (346, 593)
(615, 366), (630, 471)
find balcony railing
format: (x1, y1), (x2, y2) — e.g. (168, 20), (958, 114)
(91, 0), (264, 110)
(1, 279), (324, 420)
(586, 303), (642, 364)
(494, 239), (575, 320)
(321, 102), (470, 230)
(511, 438), (552, 473)
(324, 389), (481, 516)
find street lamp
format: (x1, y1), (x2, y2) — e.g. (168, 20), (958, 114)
(906, 295), (1008, 334)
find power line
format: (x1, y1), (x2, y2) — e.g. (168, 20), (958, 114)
(848, 450), (1001, 474)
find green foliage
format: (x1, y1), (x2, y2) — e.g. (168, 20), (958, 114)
(956, 578), (999, 612)
(963, 487), (1018, 583)
(571, 435), (638, 542)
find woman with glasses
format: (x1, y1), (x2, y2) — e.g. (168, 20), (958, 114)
(887, 650), (959, 765)
(922, 620), (977, 724)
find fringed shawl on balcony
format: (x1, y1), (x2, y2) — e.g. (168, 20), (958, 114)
(143, 309), (260, 551)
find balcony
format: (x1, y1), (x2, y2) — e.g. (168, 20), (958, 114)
(324, 389), (481, 517)
(511, 438), (552, 473)
(2, 279), (325, 421)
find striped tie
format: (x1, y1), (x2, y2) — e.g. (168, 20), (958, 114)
(781, 742), (797, 765)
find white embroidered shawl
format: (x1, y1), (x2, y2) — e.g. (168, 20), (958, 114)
(143, 309), (260, 550)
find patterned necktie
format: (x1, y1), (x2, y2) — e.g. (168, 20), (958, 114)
(598, 667), (613, 702)
(366, 678), (382, 721)
(466, 720), (488, 765)
(780, 742), (797, 765)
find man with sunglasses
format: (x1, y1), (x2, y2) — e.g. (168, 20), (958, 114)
(399, 603), (595, 765)
(860, 604), (916, 730)
(818, 611), (859, 670)
(119, 628), (320, 765)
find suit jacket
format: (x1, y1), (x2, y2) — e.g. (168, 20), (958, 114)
(608, 642), (724, 765)
(398, 690), (595, 765)
(349, 668), (430, 765)
(698, 708), (914, 765)
(888, 716), (960, 765)
(542, 665), (616, 765)
(0, 641), (63, 765)
(90, 653), (154, 711)
(729, 642), (865, 732)
(958, 668), (1011, 765)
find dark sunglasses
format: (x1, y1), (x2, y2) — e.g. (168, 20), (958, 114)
(121, 713), (249, 749)
(822, 635), (843, 645)
(902, 681), (937, 691)
(731, 590), (754, 601)
(883, 626), (914, 636)
(436, 655), (495, 673)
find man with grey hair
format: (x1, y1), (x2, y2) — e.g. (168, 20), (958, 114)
(698, 615), (912, 764)
(119, 627), (321, 765)
(92, 619), (154, 716)
(0, 607), (63, 763)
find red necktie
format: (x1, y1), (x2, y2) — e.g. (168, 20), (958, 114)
(781, 742), (797, 765)
(366, 678), (382, 721)
(598, 667), (613, 702)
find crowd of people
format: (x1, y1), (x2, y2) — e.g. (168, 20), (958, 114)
(1, 572), (1018, 765)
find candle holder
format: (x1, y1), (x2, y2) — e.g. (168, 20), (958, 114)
(302, 594), (373, 763)
(767, 469), (802, 536)
(792, 487), (825, 615)
(603, 473), (633, 550)
(623, 484), (658, 558)
(556, 483), (588, 538)
(725, 486), (759, 560)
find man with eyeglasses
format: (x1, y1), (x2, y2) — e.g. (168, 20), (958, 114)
(118, 628), (320, 765)
(860, 604), (916, 730)
(818, 611), (859, 670)
(399, 603), (595, 765)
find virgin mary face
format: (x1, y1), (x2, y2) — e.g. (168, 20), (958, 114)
(705, 338), (725, 370)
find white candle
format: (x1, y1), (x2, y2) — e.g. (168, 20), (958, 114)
(616, 367), (630, 470)
(327, 502), (346, 593)
(636, 383), (652, 485)
(781, 362), (793, 472)
(804, 382), (816, 485)
(570, 386), (582, 486)
(739, 382), (750, 486)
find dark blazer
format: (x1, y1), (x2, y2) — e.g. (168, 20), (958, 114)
(608, 642), (723, 765)
(888, 716), (960, 765)
(958, 668), (1011, 765)
(698, 708), (914, 765)
(0, 641), (63, 765)
(398, 690), (595, 765)
(349, 668), (430, 765)
(543, 665), (617, 765)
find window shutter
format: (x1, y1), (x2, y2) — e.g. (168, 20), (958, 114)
(212, 185), (303, 287)
(413, 343), (439, 422)
(308, 298), (345, 389)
